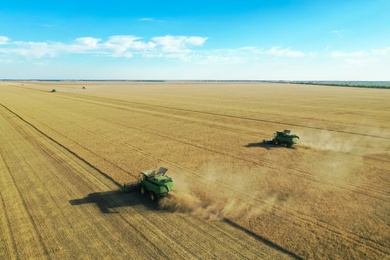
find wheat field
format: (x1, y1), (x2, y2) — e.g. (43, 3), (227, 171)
(0, 81), (389, 259)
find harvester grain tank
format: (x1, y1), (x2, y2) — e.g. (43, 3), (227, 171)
(123, 167), (173, 201)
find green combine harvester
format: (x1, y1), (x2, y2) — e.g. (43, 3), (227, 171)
(123, 167), (174, 201)
(263, 130), (300, 148)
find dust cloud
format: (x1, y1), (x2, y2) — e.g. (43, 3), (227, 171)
(159, 128), (389, 220)
(159, 163), (290, 220)
(159, 131), (389, 220)
(298, 129), (389, 156)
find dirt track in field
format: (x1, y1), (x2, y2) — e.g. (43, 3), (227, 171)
(0, 82), (389, 259)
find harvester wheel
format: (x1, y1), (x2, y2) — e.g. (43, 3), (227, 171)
(140, 186), (146, 195)
(287, 143), (292, 148)
(274, 140), (280, 145)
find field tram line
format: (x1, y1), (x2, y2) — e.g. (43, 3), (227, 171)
(238, 152), (390, 200)
(2, 102), (389, 256)
(3, 103), (208, 258)
(0, 112), (64, 258)
(0, 176), (19, 259)
(89, 96), (390, 165)
(123, 119), (389, 199)
(58, 89), (263, 139)
(55, 93), (390, 201)
(6, 116), (158, 257)
(174, 213), (273, 259)
(2, 95), (280, 256)
(247, 187), (387, 256)
(82, 110), (389, 202)
(29, 150), (147, 257)
(29, 89), (390, 152)
(211, 163), (390, 257)
(217, 218), (302, 259)
(239, 189), (390, 256)
(129, 212), (214, 258)
(62, 102), (390, 202)
(114, 140), (390, 257)
(166, 214), (244, 258)
(0, 104), (158, 257)
(44, 122), (304, 258)
(1, 94), (135, 181)
(116, 209), (186, 258)
(3, 105), (133, 182)
(0, 101), (153, 189)
(32, 91), (390, 198)
(182, 138), (389, 201)
(1, 116), (96, 255)
(92, 184), (208, 258)
(78, 179), (200, 257)
(79, 193), (172, 258)
(57, 91), (390, 150)
(212, 179), (389, 258)
(73, 94), (390, 166)
(169, 213), (250, 259)
(137, 156), (390, 256)
(49, 114), (389, 255)
(0, 150), (52, 259)
(17, 82), (384, 131)
(118, 203), (221, 258)
(13, 83), (390, 133)
(234, 151), (390, 200)
(59, 91), (390, 140)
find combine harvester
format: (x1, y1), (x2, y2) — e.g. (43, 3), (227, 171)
(263, 130), (300, 148)
(123, 167), (174, 201)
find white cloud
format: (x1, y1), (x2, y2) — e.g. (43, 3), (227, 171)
(372, 46), (390, 56)
(0, 35), (305, 63)
(331, 30), (345, 38)
(198, 54), (246, 65)
(0, 35), (208, 60)
(138, 18), (154, 21)
(5, 41), (57, 58)
(327, 47), (390, 72)
(1, 34), (388, 81)
(0, 38), (102, 58)
(152, 35), (207, 53)
(331, 51), (367, 58)
(56, 37), (102, 54)
(237, 46), (305, 58)
(186, 36), (208, 46)
(265, 47), (305, 57)
(329, 50), (378, 66)
(75, 37), (101, 49)
(105, 35), (155, 54)
(0, 36), (10, 44)
(104, 35), (157, 58)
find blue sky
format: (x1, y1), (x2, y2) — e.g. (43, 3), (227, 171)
(0, 0), (389, 80)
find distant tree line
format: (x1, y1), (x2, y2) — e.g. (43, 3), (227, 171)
(289, 81), (390, 89)
(1, 79), (389, 89)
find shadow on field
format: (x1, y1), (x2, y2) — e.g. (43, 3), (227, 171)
(245, 142), (297, 150)
(245, 142), (281, 150)
(223, 218), (303, 259)
(69, 189), (158, 213)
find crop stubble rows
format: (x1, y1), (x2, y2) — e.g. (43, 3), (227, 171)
(0, 82), (389, 259)
(0, 83), (296, 259)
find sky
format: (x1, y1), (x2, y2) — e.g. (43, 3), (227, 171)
(0, 0), (389, 80)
